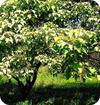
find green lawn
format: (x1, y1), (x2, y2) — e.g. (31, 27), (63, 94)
(35, 72), (100, 88)
(0, 72), (100, 88)
(0, 73), (100, 105)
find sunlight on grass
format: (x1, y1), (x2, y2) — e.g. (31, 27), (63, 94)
(35, 71), (100, 88)
(0, 69), (100, 88)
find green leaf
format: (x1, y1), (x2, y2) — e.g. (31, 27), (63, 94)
(66, 67), (71, 80)
(73, 63), (80, 70)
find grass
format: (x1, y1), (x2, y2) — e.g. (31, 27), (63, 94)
(0, 72), (100, 90)
(0, 72), (100, 91)
(0, 65), (100, 88)
(0, 72), (100, 105)
(35, 73), (100, 88)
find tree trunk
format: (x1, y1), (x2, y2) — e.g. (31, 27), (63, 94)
(12, 61), (41, 100)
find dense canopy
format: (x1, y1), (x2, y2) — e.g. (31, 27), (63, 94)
(0, 0), (100, 102)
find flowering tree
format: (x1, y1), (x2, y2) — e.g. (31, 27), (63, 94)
(0, 0), (100, 99)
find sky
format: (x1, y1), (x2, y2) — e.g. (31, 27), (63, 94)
(0, 0), (6, 6)
(94, 0), (100, 6)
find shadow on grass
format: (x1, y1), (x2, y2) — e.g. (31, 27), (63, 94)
(30, 85), (100, 105)
(0, 83), (100, 105)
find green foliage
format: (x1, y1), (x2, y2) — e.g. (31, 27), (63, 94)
(0, 0), (100, 84)
(51, 27), (99, 79)
(1, 0), (100, 30)
(0, 22), (100, 81)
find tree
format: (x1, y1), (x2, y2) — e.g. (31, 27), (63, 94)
(0, 0), (100, 99)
